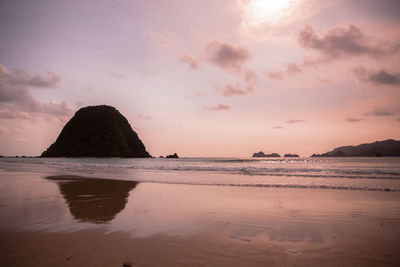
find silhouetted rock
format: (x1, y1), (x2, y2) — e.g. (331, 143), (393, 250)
(252, 151), (280, 157)
(166, 153), (179, 158)
(311, 139), (400, 157)
(41, 105), (151, 157)
(284, 154), (299, 157)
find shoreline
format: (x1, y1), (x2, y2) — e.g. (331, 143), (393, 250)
(33, 174), (400, 193)
(1, 157), (400, 193)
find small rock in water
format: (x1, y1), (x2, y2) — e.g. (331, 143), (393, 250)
(122, 260), (134, 267)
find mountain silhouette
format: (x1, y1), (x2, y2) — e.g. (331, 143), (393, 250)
(311, 139), (400, 157)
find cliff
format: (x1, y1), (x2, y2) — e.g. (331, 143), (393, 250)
(311, 139), (400, 157)
(41, 105), (151, 157)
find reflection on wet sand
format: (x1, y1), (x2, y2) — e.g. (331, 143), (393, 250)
(46, 175), (138, 223)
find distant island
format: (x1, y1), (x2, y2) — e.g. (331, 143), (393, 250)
(166, 153), (179, 158)
(252, 152), (280, 157)
(284, 154), (299, 158)
(41, 105), (151, 157)
(311, 139), (400, 157)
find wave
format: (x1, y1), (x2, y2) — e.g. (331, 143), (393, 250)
(2, 157), (400, 192)
(181, 183), (400, 192)
(122, 165), (400, 179)
(14, 157), (399, 180)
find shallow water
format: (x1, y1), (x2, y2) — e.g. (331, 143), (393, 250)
(1, 161), (400, 266)
(1, 157), (400, 191)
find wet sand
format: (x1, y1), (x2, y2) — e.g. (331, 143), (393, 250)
(1, 172), (400, 266)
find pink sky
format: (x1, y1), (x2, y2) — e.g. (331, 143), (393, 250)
(0, 0), (400, 157)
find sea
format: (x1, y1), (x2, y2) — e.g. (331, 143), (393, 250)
(1, 156), (400, 266)
(1, 157), (400, 192)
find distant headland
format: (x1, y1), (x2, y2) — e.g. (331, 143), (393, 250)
(311, 139), (400, 157)
(41, 105), (151, 158)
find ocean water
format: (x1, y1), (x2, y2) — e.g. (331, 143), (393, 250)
(1, 156), (400, 266)
(1, 157), (400, 192)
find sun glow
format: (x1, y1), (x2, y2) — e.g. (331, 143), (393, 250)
(242, 0), (293, 26)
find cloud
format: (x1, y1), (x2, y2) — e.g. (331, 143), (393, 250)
(370, 70), (400, 85)
(111, 72), (124, 79)
(243, 69), (258, 84)
(264, 64), (302, 80)
(216, 83), (253, 97)
(205, 41), (251, 72)
(286, 63), (302, 75)
(268, 24), (399, 79)
(298, 24), (394, 60)
(0, 126), (9, 134)
(0, 64), (61, 89)
(353, 67), (400, 86)
(215, 69), (258, 97)
(0, 64), (8, 74)
(205, 41), (257, 96)
(272, 126), (283, 129)
(0, 64), (73, 121)
(0, 110), (30, 120)
(180, 54), (200, 69)
(203, 104), (231, 111)
(346, 117), (364, 122)
(264, 70), (284, 80)
(285, 119), (306, 124)
(364, 107), (394, 116)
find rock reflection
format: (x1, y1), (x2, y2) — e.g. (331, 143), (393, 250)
(46, 175), (138, 224)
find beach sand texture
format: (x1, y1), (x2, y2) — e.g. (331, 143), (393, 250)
(1, 172), (400, 266)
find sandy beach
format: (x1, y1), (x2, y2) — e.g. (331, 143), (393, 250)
(1, 170), (400, 267)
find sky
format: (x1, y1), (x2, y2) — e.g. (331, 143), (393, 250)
(0, 0), (400, 157)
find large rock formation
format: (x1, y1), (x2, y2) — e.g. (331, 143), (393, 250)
(41, 105), (151, 157)
(311, 139), (400, 157)
(252, 151), (281, 157)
